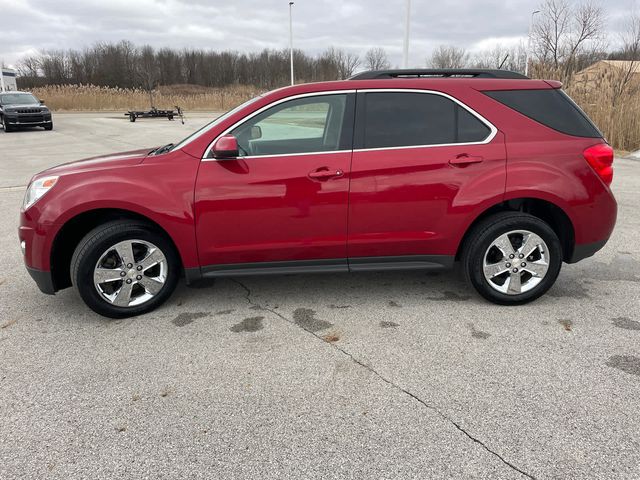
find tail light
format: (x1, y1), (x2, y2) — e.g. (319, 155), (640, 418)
(583, 143), (614, 186)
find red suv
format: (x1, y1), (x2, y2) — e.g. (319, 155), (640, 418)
(19, 69), (617, 318)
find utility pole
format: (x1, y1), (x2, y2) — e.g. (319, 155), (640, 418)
(403, 0), (411, 68)
(525, 10), (540, 77)
(289, 1), (295, 85)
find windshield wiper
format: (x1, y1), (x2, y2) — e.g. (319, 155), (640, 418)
(152, 143), (174, 155)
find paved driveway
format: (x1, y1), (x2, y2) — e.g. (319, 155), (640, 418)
(1, 114), (639, 479)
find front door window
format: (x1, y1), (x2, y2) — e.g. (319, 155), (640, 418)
(230, 94), (348, 157)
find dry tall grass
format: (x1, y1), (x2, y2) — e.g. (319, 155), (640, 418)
(567, 78), (640, 152)
(30, 84), (261, 112)
(27, 78), (640, 151)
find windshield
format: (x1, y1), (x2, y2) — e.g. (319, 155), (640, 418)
(170, 95), (263, 152)
(0, 93), (39, 106)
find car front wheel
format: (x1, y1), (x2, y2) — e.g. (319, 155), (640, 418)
(71, 220), (180, 318)
(2, 117), (12, 132)
(462, 212), (563, 305)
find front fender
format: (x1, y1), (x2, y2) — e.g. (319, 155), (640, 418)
(23, 155), (201, 270)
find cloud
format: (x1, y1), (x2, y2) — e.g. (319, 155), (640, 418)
(0, 0), (630, 69)
(470, 36), (526, 53)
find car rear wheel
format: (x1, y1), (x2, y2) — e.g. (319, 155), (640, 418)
(462, 212), (562, 305)
(71, 220), (180, 318)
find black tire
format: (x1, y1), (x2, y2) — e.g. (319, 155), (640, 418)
(461, 212), (563, 305)
(71, 220), (180, 318)
(2, 117), (13, 132)
(44, 123), (53, 131)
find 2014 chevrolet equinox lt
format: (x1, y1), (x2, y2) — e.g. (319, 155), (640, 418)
(19, 69), (617, 318)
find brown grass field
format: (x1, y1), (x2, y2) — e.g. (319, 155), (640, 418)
(567, 85), (640, 153)
(29, 80), (639, 151)
(30, 84), (262, 112)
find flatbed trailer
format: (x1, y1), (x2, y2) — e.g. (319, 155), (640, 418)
(125, 106), (184, 124)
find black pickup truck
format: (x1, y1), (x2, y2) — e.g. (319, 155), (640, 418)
(0, 91), (53, 132)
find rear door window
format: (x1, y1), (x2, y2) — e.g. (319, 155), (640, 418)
(484, 89), (601, 138)
(457, 106), (491, 143)
(357, 92), (492, 149)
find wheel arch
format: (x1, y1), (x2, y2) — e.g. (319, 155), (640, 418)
(455, 197), (575, 262)
(50, 208), (184, 291)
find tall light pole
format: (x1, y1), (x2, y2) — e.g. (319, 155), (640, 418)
(525, 9), (540, 77)
(289, 1), (295, 85)
(402, 0), (411, 68)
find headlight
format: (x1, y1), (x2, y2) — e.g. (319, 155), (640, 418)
(23, 176), (58, 210)
(5, 108), (16, 113)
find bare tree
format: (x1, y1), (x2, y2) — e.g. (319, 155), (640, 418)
(563, 2), (605, 79)
(533, 0), (571, 69)
(326, 47), (360, 79)
(532, 0), (605, 81)
(364, 47), (391, 70)
(18, 56), (40, 77)
(14, 42), (396, 89)
(136, 45), (160, 107)
(315, 49), (340, 79)
(428, 45), (468, 69)
(471, 43), (528, 73)
(611, 13), (640, 105)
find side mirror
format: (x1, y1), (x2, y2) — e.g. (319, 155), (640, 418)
(250, 125), (262, 140)
(39, 99), (45, 105)
(212, 134), (239, 159)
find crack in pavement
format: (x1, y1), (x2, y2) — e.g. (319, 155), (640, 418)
(231, 278), (536, 480)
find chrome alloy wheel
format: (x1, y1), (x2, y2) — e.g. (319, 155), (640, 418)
(93, 239), (167, 307)
(482, 230), (550, 295)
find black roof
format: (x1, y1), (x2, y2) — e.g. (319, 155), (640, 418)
(350, 69), (529, 80)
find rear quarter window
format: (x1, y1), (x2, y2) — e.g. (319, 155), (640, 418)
(484, 89), (601, 138)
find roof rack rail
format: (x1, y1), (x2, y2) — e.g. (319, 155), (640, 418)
(349, 69), (529, 80)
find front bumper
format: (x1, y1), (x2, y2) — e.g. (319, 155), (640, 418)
(5, 113), (52, 126)
(19, 219), (61, 294)
(26, 266), (56, 295)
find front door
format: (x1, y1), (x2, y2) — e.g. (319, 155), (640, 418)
(195, 92), (355, 270)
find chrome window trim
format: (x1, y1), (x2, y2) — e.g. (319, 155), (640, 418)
(202, 90), (356, 161)
(201, 88), (498, 161)
(222, 150), (353, 160)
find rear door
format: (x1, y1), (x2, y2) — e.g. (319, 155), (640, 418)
(347, 89), (506, 266)
(195, 92), (355, 269)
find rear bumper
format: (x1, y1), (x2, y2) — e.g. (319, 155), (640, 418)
(567, 239), (608, 264)
(26, 266), (56, 295)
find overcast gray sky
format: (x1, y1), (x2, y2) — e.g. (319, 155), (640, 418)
(0, 0), (633, 69)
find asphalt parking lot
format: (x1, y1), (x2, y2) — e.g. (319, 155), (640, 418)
(1, 114), (639, 479)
